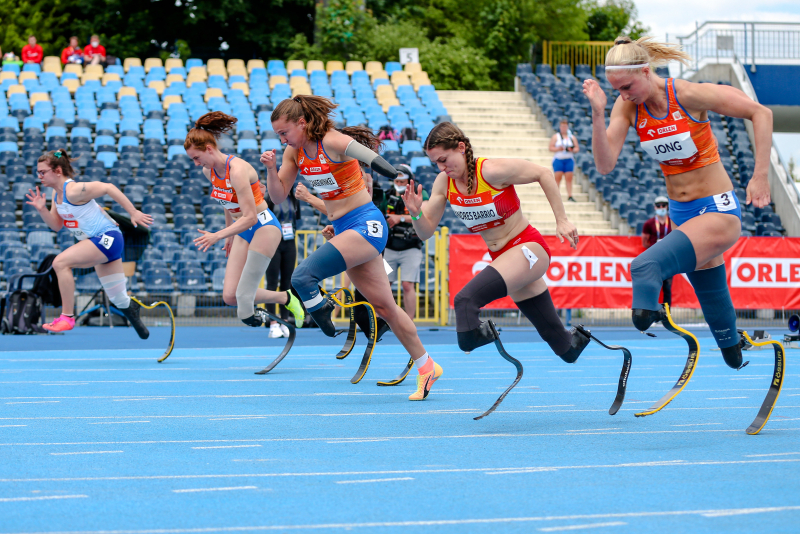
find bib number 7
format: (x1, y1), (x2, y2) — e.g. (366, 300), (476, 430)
(366, 220), (383, 238)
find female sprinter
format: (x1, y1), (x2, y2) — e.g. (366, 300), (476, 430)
(548, 118), (579, 202)
(583, 36), (773, 368)
(26, 150), (152, 335)
(403, 122), (590, 362)
(261, 95), (439, 401)
(185, 112), (305, 328)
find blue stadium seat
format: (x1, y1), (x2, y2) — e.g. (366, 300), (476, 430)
(144, 267), (174, 292)
(177, 266), (206, 293)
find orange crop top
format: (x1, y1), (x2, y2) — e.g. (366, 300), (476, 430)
(635, 78), (720, 176)
(208, 155), (265, 214)
(447, 157), (521, 233)
(297, 141), (364, 200)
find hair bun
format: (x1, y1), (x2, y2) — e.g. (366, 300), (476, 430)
(615, 37), (632, 45)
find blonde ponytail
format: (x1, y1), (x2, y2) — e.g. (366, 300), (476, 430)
(605, 35), (692, 73)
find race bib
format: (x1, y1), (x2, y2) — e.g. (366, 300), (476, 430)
(307, 172), (343, 199)
(713, 191), (736, 212)
(449, 190), (504, 233)
(210, 188), (239, 210)
(64, 219), (88, 240)
(257, 209), (273, 225)
(638, 120), (700, 166)
(281, 222), (294, 240)
(366, 220), (384, 238)
(98, 234), (115, 250)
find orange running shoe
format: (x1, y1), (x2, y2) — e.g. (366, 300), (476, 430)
(409, 361), (443, 401)
(43, 314), (75, 333)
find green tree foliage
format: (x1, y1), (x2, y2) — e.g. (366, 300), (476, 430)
(585, 0), (649, 42)
(0, 0), (74, 57)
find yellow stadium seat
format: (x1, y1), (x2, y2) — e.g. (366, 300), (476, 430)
(29, 92), (50, 105)
(102, 73), (121, 86)
(43, 56), (60, 66)
(292, 85), (312, 97)
(0, 72), (17, 83)
(64, 64), (83, 77)
(247, 59), (265, 73)
(62, 79), (80, 94)
(204, 88), (224, 102)
(7, 85), (26, 96)
(43, 63), (62, 77)
(346, 61), (363, 75)
(228, 66), (248, 80)
(230, 82), (250, 96)
(188, 66), (207, 80)
(326, 61), (344, 75)
(306, 60), (324, 74)
(117, 86), (137, 99)
(227, 59), (245, 72)
(286, 60), (304, 73)
(124, 57), (142, 72)
(162, 94), (182, 110)
(85, 64), (104, 77)
(411, 71), (431, 90)
(165, 58), (183, 73)
(269, 75), (288, 89)
(381, 97), (400, 113)
(207, 58), (225, 70)
(391, 71), (410, 84)
(365, 61), (383, 74)
(18, 71), (37, 83)
(290, 76), (309, 89)
(81, 73), (101, 84)
(404, 62), (422, 74)
(165, 74), (185, 87)
(185, 76), (203, 87)
(370, 70), (389, 83)
(144, 58), (163, 73)
(376, 84), (395, 96)
(148, 80), (166, 96)
(207, 66), (228, 79)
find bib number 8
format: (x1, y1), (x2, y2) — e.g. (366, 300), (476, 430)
(366, 220), (383, 238)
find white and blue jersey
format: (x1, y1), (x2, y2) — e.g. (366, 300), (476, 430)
(56, 179), (124, 262)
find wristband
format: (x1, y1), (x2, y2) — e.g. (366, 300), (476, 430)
(411, 211), (422, 221)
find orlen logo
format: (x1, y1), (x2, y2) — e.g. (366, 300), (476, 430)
(309, 167), (322, 172)
(657, 124), (678, 135)
(463, 197), (482, 205)
(544, 256), (633, 287)
(730, 257), (800, 288)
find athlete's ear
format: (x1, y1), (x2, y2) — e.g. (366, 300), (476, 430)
(457, 141), (466, 154)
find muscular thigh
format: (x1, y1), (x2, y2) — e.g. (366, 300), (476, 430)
(487, 242), (550, 302)
(346, 254), (395, 311)
(329, 229), (380, 269)
(55, 239), (109, 269)
(677, 212), (741, 270)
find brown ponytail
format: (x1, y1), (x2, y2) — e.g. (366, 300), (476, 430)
(184, 111), (237, 151)
(605, 35), (692, 72)
(424, 122), (476, 194)
(271, 95), (337, 142)
(38, 149), (75, 178)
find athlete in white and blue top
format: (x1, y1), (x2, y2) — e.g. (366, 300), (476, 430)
(26, 150), (153, 335)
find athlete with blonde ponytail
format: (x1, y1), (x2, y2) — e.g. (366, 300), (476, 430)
(583, 36), (774, 368)
(185, 112), (305, 329)
(262, 95), (440, 401)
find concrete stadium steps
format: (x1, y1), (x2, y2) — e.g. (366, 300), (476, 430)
(437, 90), (618, 235)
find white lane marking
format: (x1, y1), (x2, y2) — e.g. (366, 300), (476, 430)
(4, 458), (800, 483)
(0, 494), (88, 503)
(326, 439), (389, 444)
(336, 477), (414, 484)
(744, 452), (800, 457)
(566, 428), (621, 432)
(580, 384), (617, 387)
(671, 423), (722, 427)
(5, 401), (60, 405)
(231, 460), (279, 462)
(88, 421), (150, 425)
(112, 399), (166, 402)
(528, 405), (576, 408)
(191, 445), (262, 450)
(0, 425), (26, 428)
(172, 486), (257, 493)
(707, 397), (748, 400)
(539, 522), (627, 532)
(50, 451), (123, 456)
(2, 506), (799, 532)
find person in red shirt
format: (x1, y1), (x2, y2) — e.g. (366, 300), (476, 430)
(641, 195), (674, 306)
(83, 35), (106, 65)
(21, 35), (43, 64)
(61, 36), (84, 65)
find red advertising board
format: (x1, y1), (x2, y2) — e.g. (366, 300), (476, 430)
(448, 234), (800, 310)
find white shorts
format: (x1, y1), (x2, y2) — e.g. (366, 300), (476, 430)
(384, 247), (423, 284)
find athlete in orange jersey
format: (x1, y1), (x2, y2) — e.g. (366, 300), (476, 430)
(185, 112), (305, 329)
(262, 95), (441, 401)
(403, 122), (591, 364)
(583, 36), (774, 368)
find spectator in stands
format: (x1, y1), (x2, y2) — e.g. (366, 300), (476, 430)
(61, 36), (84, 65)
(21, 35), (44, 64)
(548, 118), (579, 202)
(380, 164), (428, 320)
(641, 195), (673, 307)
(2, 51), (22, 67)
(265, 184), (301, 338)
(83, 35), (107, 65)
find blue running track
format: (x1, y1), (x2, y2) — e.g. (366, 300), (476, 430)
(1, 324), (798, 533)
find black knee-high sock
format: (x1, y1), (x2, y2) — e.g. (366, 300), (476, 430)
(454, 266), (508, 332)
(516, 290), (571, 356)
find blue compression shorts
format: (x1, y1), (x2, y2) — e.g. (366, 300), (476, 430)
(331, 201), (389, 253)
(89, 229), (124, 263)
(237, 208), (282, 244)
(668, 190), (742, 227)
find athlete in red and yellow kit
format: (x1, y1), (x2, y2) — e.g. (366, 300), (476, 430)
(583, 35), (773, 368)
(262, 95), (441, 401)
(403, 122), (591, 363)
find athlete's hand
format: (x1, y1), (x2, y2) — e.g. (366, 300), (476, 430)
(260, 149), (278, 170)
(582, 79), (607, 113)
(194, 229), (221, 252)
(223, 236), (234, 258)
(402, 179), (424, 218)
(556, 218), (579, 249)
(295, 183), (313, 203)
(25, 186), (47, 211)
(745, 173), (771, 208)
(386, 214), (402, 228)
(321, 225), (335, 240)
(130, 209), (153, 229)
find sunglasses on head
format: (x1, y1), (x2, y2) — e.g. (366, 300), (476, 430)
(655, 203), (668, 208)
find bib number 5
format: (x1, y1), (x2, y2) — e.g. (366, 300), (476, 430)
(366, 220), (383, 238)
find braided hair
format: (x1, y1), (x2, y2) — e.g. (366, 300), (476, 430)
(424, 122), (476, 194)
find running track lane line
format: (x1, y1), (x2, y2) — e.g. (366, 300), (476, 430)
(0, 495), (87, 503)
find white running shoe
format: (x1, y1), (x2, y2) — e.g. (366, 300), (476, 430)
(280, 324), (290, 338)
(268, 323), (283, 338)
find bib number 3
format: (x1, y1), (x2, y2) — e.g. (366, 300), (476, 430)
(366, 220), (383, 238)
(713, 191), (736, 212)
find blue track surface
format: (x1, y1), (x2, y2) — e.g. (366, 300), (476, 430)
(1, 325), (798, 533)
